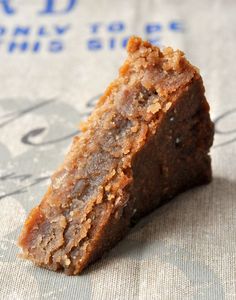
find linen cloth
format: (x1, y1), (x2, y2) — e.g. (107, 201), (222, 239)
(0, 0), (236, 299)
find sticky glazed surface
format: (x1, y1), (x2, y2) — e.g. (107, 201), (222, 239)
(18, 37), (213, 274)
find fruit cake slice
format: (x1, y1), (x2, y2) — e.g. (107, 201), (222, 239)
(18, 36), (214, 275)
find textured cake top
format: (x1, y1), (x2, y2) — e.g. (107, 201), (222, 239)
(119, 36), (199, 97)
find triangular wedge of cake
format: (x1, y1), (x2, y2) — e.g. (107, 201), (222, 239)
(18, 36), (214, 275)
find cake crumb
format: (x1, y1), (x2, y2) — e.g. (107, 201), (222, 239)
(164, 102), (172, 112)
(147, 101), (161, 114)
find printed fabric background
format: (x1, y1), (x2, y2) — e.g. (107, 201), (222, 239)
(0, 0), (236, 299)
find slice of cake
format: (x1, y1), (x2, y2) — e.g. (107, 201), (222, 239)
(18, 36), (214, 275)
